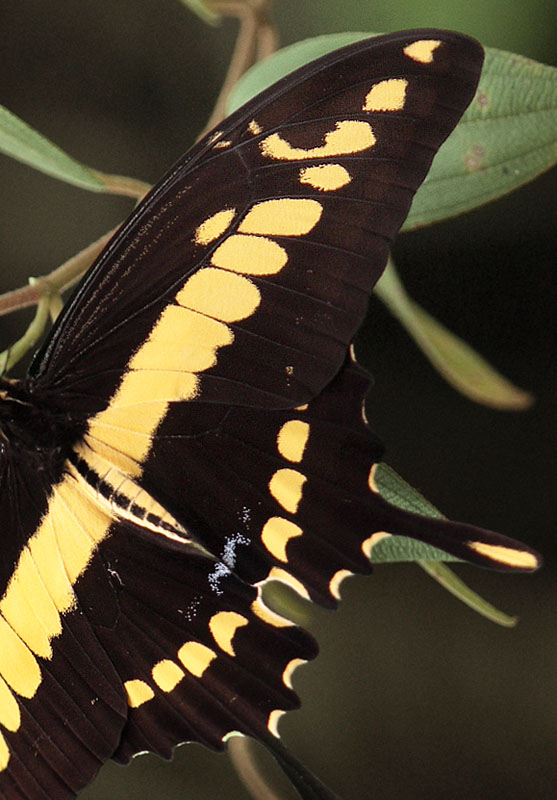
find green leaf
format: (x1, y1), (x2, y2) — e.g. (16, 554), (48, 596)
(418, 561), (517, 627)
(407, 46), (557, 229)
(371, 463), (460, 564)
(0, 104), (104, 191)
(177, 0), (220, 25)
(375, 258), (534, 410)
(371, 464), (518, 626)
(227, 33), (557, 228)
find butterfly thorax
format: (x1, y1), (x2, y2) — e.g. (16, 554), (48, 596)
(0, 376), (75, 472)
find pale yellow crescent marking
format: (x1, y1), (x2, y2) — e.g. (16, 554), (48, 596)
(267, 708), (285, 737)
(260, 120), (375, 160)
(299, 163), (351, 191)
(124, 679), (155, 708)
(213, 139), (232, 149)
(194, 208), (236, 245)
(329, 569), (354, 600)
(261, 517), (303, 562)
(362, 531), (391, 560)
(282, 658), (306, 689)
(248, 119), (262, 135)
(363, 78), (408, 112)
(268, 469), (307, 514)
(295, 403), (308, 412)
(403, 39), (441, 63)
(277, 420), (310, 463)
(176, 267), (261, 322)
(209, 611), (248, 656)
(467, 542), (539, 570)
(238, 198), (323, 236)
(211, 234), (288, 275)
(0, 732), (9, 770)
(250, 596), (293, 629)
(265, 566), (310, 600)
(0, 674), (20, 732)
(178, 641), (217, 677)
(152, 659), (184, 693)
(367, 464), (379, 493)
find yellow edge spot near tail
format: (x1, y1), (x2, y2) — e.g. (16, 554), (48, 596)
(124, 679), (155, 708)
(363, 78), (407, 112)
(299, 163), (351, 192)
(268, 469), (307, 514)
(0, 674), (20, 732)
(260, 120), (375, 160)
(282, 658), (306, 689)
(209, 611), (248, 656)
(277, 420), (310, 463)
(238, 198), (323, 236)
(152, 659), (184, 693)
(0, 731), (9, 771)
(362, 532), (391, 560)
(265, 567), (310, 601)
(468, 542), (539, 570)
(261, 517), (303, 562)
(178, 641), (217, 677)
(329, 569), (354, 600)
(250, 596), (293, 629)
(194, 208), (236, 245)
(403, 39), (441, 63)
(267, 708), (285, 737)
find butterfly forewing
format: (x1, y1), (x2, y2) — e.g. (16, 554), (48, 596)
(0, 30), (540, 800)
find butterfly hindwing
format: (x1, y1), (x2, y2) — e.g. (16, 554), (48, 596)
(0, 29), (540, 800)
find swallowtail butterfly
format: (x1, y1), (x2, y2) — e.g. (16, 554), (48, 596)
(0, 29), (540, 799)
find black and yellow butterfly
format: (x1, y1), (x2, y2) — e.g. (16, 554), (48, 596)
(0, 29), (540, 799)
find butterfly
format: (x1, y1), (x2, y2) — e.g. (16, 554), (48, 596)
(0, 29), (540, 800)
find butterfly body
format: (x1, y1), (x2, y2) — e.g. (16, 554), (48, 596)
(0, 30), (540, 799)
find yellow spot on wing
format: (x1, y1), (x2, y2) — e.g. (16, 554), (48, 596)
(282, 658), (306, 689)
(299, 163), (351, 192)
(238, 198), (323, 236)
(0, 674), (20, 732)
(248, 119), (262, 135)
(403, 39), (441, 63)
(250, 596), (293, 628)
(152, 659), (184, 692)
(265, 567), (310, 600)
(277, 420), (310, 463)
(267, 708), (285, 737)
(124, 679), (155, 708)
(211, 234), (288, 275)
(467, 542), (539, 570)
(0, 732), (9, 770)
(329, 569), (353, 600)
(176, 267), (261, 322)
(268, 469), (307, 514)
(363, 78), (408, 112)
(0, 547), (62, 658)
(194, 208), (236, 245)
(0, 614), (41, 698)
(209, 611), (248, 656)
(178, 641), (217, 677)
(261, 517), (303, 562)
(129, 305), (233, 373)
(260, 120), (375, 160)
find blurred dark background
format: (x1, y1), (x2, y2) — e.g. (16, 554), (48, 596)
(0, 1), (555, 799)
